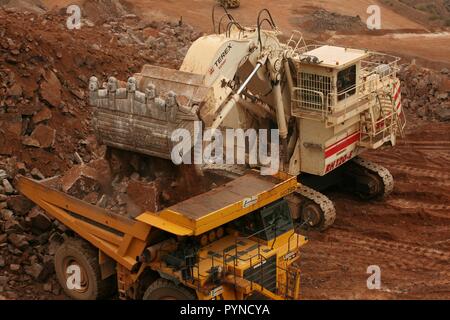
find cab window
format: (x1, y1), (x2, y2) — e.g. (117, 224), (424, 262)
(337, 65), (356, 101)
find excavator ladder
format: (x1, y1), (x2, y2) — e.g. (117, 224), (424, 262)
(359, 89), (398, 148)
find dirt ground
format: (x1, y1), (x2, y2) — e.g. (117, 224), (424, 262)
(300, 116), (450, 299)
(122, 0), (450, 69)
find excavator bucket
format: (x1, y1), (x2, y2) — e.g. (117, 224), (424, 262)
(89, 65), (212, 159)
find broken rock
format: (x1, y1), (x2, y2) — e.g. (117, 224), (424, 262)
(83, 192), (99, 205)
(28, 207), (52, 232)
(61, 165), (101, 196)
(30, 125), (56, 148)
(32, 107), (52, 124)
(24, 263), (48, 281)
(9, 264), (21, 272)
(43, 282), (52, 292)
(22, 136), (40, 148)
(60, 159), (112, 196)
(2, 179), (14, 194)
(31, 168), (46, 180)
(15, 162), (27, 174)
(0, 170), (7, 180)
(7, 195), (34, 216)
(40, 70), (62, 108)
(7, 83), (22, 97)
(126, 180), (160, 214)
(8, 233), (29, 250)
(435, 106), (450, 121)
(1, 209), (14, 221)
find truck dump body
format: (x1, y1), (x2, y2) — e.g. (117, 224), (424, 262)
(169, 171), (284, 219)
(137, 171), (297, 236)
(16, 170), (297, 269)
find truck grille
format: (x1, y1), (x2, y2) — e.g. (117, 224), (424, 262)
(243, 255), (277, 293)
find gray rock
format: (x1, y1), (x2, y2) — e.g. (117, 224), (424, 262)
(2, 179), (14, 194)
(1, 209), (14, 221)
(24, 263), (44, 280)
(9, 264), (21, 272)
(8, 233), (28, 250)
(435, 106), (450, 121)
(31, 168), (45, 180)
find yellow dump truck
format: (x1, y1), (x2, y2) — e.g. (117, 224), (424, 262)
(16, 170), (306, 300)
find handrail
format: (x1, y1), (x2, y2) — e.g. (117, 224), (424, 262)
(292, 51), (400, 119)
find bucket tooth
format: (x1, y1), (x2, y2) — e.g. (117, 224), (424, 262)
(89, 76), (99, 92)
(127, 77), (137, 93)
(145, 83), (156, 100)
(166, 91), (177, 108)
(108, 76), (118, 93)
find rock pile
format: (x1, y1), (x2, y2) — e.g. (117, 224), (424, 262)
(294, 8), (366, 34)
(0, 175), (66, 300)
(399, 64), (450, 121)
(0, 4), (201, 299)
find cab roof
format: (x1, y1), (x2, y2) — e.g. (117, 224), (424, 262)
(302, 45), (369, 69)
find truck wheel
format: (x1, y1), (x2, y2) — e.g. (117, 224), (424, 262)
(54, 238), (114, 300)
(143, 279), (196, 300)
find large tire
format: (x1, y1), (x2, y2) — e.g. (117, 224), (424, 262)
(143, 279), (196, 300)
(54, 238), (115, 300)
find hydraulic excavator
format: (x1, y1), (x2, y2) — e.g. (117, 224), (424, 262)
(89, 8), (406, 231)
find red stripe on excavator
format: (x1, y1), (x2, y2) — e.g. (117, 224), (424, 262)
(394, 82), (401, 100)
(394, 88), (401, 101)
(325, 132), (360, 158)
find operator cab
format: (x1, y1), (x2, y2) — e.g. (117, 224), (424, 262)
(231, 199), (294, 242)
(291, 45), (369, 116)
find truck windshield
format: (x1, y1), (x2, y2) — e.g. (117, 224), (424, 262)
(232, 200), (293, 241)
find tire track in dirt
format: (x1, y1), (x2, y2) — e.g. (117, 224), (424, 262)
(386, 198), (450, 214)
(387, 165), (450, 180)
(312, 233), (450, 286)
(400, 179), (450, 189)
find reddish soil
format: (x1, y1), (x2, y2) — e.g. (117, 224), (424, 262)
(1, 1), (449, 301)
(300, 117), (450, 299)
(123, 0), (450, 70)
